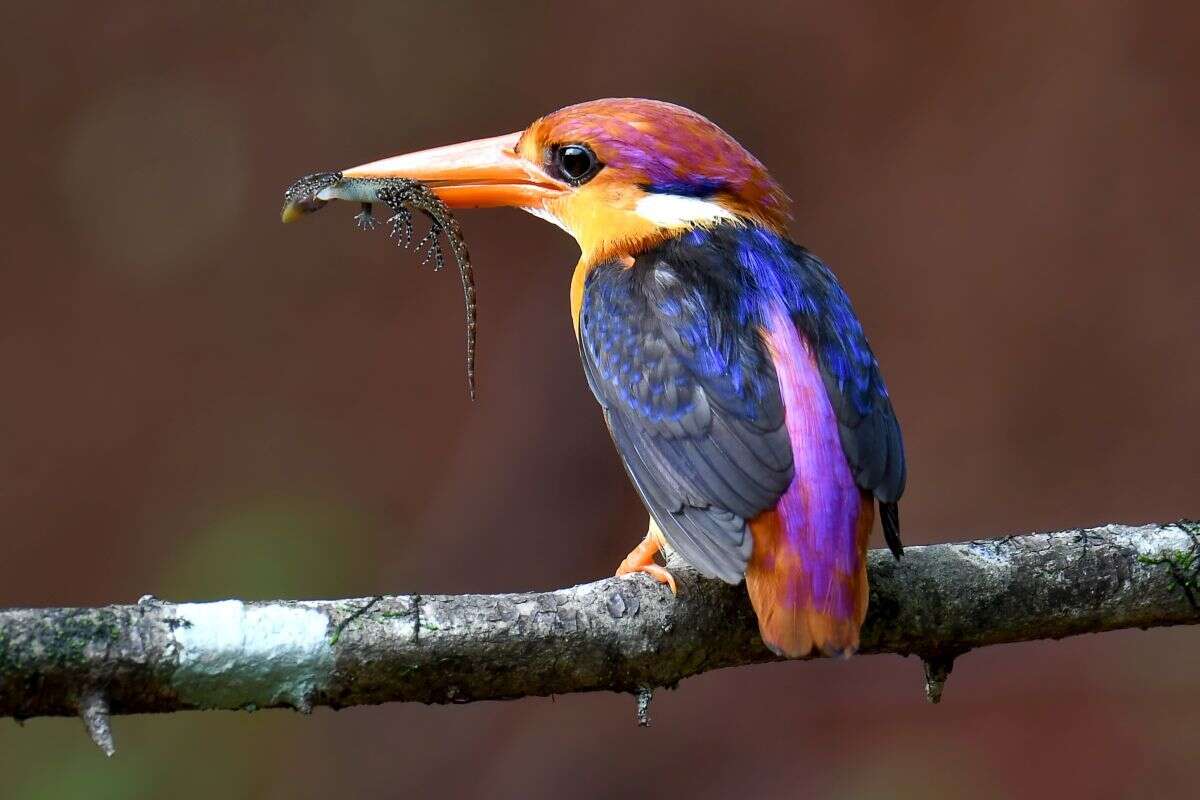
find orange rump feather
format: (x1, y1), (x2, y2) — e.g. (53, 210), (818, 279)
(746, 493), (875, 658)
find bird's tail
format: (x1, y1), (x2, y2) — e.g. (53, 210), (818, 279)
(746, 493), (874, 658)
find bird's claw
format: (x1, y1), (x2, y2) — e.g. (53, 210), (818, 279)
(616, 532), (677, 594)
(617, 562), (678, 595)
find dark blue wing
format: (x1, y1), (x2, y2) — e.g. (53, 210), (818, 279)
(722, 224), (906, 554)
(579, 256), (794, 583)
(783, 245), (907, 556)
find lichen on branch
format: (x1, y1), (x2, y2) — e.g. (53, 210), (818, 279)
(1, 521), (1197, 755)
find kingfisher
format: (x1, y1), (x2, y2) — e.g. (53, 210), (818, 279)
(284, 99), (906, 657)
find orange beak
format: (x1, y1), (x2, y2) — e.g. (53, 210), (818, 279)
(282, 131), (565, 223)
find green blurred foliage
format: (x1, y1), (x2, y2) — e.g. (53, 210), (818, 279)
(164, 496), (374, 601)
(5, 713), (279, 800)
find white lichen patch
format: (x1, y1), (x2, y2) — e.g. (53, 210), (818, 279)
(1125, 523), (1195, 558)
(170, 600), (333, 711)
(958, 540), (1016, 573)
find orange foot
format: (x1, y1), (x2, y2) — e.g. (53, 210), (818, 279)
(615, 530), (677, 594)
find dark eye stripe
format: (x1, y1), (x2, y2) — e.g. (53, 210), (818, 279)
(640, 177), (727, 199)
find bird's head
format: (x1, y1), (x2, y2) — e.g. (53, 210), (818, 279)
(287, 98), (790, 265)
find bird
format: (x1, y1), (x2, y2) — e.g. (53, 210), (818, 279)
(283, 98), (906, 658)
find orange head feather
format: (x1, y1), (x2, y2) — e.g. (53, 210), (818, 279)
(517, 98), (790, 265)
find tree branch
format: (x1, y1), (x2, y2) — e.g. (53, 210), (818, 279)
(2, 522), (1197, 750)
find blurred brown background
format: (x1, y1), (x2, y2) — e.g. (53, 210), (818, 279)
(1, 1), (1197, 798)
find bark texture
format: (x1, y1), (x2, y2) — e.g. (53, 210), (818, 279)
(1, 522), (1197, 737)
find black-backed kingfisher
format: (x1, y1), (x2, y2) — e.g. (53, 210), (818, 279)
(283, 99), (906, 657)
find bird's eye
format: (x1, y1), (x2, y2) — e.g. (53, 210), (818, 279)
(550, 144), (602, 185)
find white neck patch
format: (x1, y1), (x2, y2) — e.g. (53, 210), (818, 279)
(634, 193), (738, 228)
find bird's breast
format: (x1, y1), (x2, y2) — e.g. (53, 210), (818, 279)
(570, 253), (635, 337)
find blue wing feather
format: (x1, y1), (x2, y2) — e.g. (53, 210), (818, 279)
(579, 224), (907, 578)
(580, 251), (793, 582)
(733, 227), (906, 555)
